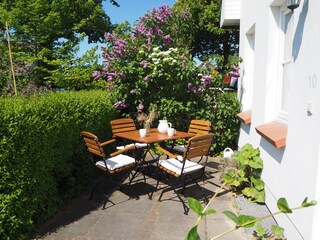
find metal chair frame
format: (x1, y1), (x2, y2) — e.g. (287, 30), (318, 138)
(81, 131), (138, 209)
(156, 134), (215, 214)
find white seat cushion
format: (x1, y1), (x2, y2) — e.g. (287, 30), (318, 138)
(116, 142), (148, 150)
(172, 145), (186, 153)
(135, 143), (148, 148)
(96, 154), (135, 170)
(159, 158), (203, 175)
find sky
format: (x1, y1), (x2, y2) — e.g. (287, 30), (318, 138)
(77, 0), (176, 58)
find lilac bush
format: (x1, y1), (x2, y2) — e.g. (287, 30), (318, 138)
(94, 5), (200, 121)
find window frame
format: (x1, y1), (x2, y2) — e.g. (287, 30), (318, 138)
(276, 5), (293, 122)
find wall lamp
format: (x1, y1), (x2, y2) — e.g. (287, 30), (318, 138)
(286, 0), (301, 12)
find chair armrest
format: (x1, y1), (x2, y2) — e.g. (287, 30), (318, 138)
(156, 146), (177, 159)
(100, 139), (116, 147)
(110, 144), (136, 157)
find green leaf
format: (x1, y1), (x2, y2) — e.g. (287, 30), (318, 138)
(238, 215), (257, 228)
(222, 173), (240, 187)
(301, 197), (318, 208)
(252, 189), (266, 203)
(186, 226), (201, 240)
(251, 177), (265, 191)
(223, 211), (239, 224)
(254, 222), (266, 237)
(271, 225), (284, 239)
(187, 197), (204, 215)
(242, 187), (255, 198)
(277, 198), (292, 213)
(249, 156), (263, 169)
(203, 209), (217, 215)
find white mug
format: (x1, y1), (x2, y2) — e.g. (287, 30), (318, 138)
(139, 128), (147, 137)
(167, 128), (176, 137)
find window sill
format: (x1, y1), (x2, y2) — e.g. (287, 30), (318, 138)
(237, 110), (252, 125)
(255, 121), (287, 148)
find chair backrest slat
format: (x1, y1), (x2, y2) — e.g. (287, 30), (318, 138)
(88, 147), (104, 157)
(81, 131), (105, 158)
(183, 134), (214, 160)
(188, 119), (211, 135)
(110, 118), (137, 137)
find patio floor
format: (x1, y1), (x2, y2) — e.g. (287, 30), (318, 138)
(33, 156), (248, 240)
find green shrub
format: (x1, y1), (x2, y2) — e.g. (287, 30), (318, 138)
(221, 144), (265, 203)
(0, 90), (117, 239)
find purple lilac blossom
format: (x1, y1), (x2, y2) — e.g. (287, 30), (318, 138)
(133, 22), (148, 35)
(197, 86), (204, 93)
(140, 60), (148, 68)
(113, 38), (127, 57)
(182, 9), (190, 20)
(114, 101), (127, 110)
(144, 75), (151, 82)
(134, 5), (172, 37)
(163, 35), (172, 46)
(107, 75), (116, 82)
(130, 34), (136, 41)
(146, 37), (152, 45)
(104, 32), (116, 42)
(92, 71), (101, 81)
(118, 72), (126, 78)
(151, 5), (172, 24)
(137, 103), (144, 110)
(201, 75), (212, 85)
(188, 83), (196, 93)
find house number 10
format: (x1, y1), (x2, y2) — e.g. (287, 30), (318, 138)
(308, 74), (318, 89)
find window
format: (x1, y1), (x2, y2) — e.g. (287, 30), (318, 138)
(277, 5), (293, 121)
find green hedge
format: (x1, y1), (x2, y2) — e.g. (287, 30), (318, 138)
(0, 90), (117, 239)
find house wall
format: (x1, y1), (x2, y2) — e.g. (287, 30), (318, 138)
(237, 0), (320, 239)
(220, 0), (241, 27)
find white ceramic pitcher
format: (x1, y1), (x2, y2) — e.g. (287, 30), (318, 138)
(157, 120), (172, 133)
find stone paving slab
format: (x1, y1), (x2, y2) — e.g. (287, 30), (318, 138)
(33, 157), (247, 240)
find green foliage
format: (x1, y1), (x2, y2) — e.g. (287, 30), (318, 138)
(0, 0), (117, 89)
(221, 144), (265, 203)
(50, 46), (107, 91)
(0, 90), (117, 239)
(186, 194), (317, 240)
(173, 0), (239, 64)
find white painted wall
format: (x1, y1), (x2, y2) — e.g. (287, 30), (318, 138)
(237, 0), (320, 239)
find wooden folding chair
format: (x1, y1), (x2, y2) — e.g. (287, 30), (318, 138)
(156, 134), (215, 214)
(171, 119), (212, 154)
(81, 131), (137, 209)
(110, 118), (148, 150)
